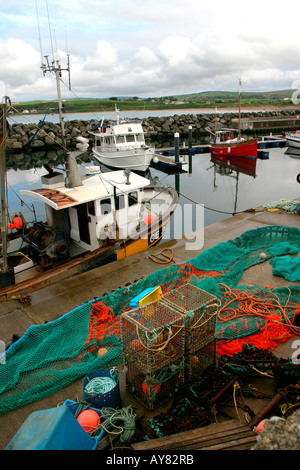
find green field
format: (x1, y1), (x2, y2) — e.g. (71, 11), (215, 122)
(11, 89), (296, 115)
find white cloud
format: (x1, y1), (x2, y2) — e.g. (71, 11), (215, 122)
(1, 0), (300, 101)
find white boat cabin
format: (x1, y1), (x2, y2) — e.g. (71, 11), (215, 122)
(92, 121), (149, 153)
(19, 169), (151, 253)
(214, 129), (240, 144)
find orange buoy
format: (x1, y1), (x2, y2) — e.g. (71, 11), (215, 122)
(76, 409), (100, 433)
(190, 355), (199, 366)
(142, 380), (161, 397)
(254, 419), (266, 434)
(13, 216), (23, 230)
(130, 339), (143, 351)
(144, 214), (155, 225)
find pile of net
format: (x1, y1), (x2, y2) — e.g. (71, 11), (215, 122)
(0, 225), (299, 413)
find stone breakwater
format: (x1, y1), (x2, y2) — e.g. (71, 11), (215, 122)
(6, 108), (300, 152)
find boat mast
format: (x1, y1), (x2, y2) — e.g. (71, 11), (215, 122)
(0, 97), (9, 273)
(238, 78), (242, 140)
(115, 103), (120, 125)
(41, 56), (82, 187)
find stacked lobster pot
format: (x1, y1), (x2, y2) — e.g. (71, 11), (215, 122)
(160, 284), (219, 383)
(121, 301), (185, 410)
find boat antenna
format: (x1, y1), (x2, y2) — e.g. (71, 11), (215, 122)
(214, 106), (218, 133)
(35, 0), (44, 66)
(115, 103), (120, 125)
(65, 26), (71, 90)
(238, 78), (242, 139)
(40, 2), (82, 187)
(45, 0), (55, 62)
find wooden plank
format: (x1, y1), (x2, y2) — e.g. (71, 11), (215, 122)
(132, 420), (256, 451)
(178, 430), (257, 451)
(200, 436), (257, 450)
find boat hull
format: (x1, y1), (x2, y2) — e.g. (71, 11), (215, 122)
(286, 135), (300, 149)
(93, 148), (154, 172)
(211, 139), (257, 158)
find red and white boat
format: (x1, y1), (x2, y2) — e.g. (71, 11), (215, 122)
(208, 79), (257, 159)
(210, 128), (257, 159)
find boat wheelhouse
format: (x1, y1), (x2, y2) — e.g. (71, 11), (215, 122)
(91, 106), (154, 173)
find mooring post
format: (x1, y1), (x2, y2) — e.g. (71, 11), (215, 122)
(188, 125), (192, 151)
(174, 132), (180, 163)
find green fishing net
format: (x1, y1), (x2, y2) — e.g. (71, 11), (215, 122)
(0, 225), (299, 414)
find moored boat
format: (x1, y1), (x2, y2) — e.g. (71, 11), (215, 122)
(208, 80), (257, 159)
(210, 128), (257, 158)
(285, 130), (300, 148)
(0, 61), (178, 298)
(91, 105), (155, 173)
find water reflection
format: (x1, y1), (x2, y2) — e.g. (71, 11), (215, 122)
(5, 143), (300, 234)
(209, 155), (257, 215)
(285, 147), (300, 159)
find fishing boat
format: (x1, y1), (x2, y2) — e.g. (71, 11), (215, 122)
(208, 80), (257, 159)
(285, 130), (300, 148)
(0, 61), (177, 297)
(91, 105), (155, 173)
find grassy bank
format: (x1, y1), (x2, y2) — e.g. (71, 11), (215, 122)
(10, 90), (296, 116)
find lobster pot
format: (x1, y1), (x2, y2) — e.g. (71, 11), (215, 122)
(185, 336), (217, 384)
(161, 284), (218, 352)
(120, 301), (185, 373)
(125, 358), (185, 410)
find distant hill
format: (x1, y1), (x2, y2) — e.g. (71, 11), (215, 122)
(175, 89), (294, 100)
(10, 89), (296, 115)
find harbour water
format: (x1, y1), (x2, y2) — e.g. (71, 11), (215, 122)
(6, 143), (300, 244)
(4, 109), (300, 242)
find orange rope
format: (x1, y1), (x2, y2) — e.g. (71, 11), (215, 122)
(149, 248), (174, 264)
(217, 283), (300, 336)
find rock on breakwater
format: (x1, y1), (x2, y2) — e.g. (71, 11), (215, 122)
(6, 108), (300, 153)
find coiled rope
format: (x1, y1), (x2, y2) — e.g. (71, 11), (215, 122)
(91, 406), (136, 443)
(217, 284), (300, 336)
(84, 367), (118, 397)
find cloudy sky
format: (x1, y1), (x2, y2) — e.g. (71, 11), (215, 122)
(1, 0), (300, 102)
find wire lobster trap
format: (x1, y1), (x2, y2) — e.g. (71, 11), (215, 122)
(160, 284), (219, 352)
(185, 336), (217, 384)
(121, 301), (185, 373)
(124, 357), (185, 410)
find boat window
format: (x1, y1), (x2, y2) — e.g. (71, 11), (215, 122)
(126, 134), (135, 142)
(115, 194), (125, 211)
(88, 201), (95, 216)
(116, 135), (125, 143)
(136, 133), (144, 142)
(128, 191), (138, 207)
(100, 198), (112, 215)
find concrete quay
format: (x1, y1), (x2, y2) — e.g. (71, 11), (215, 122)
(0, 207), (299, 450)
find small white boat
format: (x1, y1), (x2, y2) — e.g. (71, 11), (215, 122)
(285, 131), (300, 148)
(91, 105), (155, 173)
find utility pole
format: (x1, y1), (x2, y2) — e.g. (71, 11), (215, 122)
(41, 57), (82, 188)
